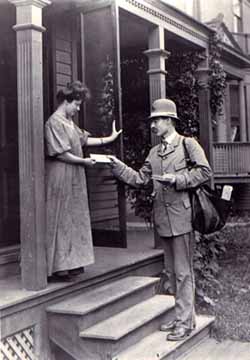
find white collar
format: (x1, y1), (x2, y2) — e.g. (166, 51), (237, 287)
(162, 130), (177, 144)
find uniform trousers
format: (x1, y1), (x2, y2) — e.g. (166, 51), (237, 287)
(161, 231), (196, 330)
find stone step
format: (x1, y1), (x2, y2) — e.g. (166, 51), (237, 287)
(113, 315), (215, 360)
(79, 295), (175, 358)
(47, 276), (159, 331)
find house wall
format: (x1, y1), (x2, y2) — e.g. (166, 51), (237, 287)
(52, 18), (77, 95)
(199, 0), (234, 30)
(162, 0), (235, 29)
(242, 0), (250, 32)
(160, 0), (194, 16)
(162, 0), (250, 34)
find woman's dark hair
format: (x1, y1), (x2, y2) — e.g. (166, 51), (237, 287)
(56, 81), (90, 104)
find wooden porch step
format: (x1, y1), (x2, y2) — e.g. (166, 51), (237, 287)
(47, 276), (162, 352)
(79, 295), (175, 358)
(80, 295), (174, 340)
(113, 315), (214, 360)
(47, 275), (159, 317)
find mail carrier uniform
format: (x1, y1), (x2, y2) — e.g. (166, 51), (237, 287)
(111, 132), (212, 330)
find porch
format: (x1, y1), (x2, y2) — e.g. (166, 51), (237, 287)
(213, 142), (250, 183)
(0, 228), (163, 359)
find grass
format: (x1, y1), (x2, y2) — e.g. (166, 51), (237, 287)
(197, 224), (250, 341)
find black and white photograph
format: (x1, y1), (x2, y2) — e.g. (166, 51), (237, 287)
(0, 0), (250, 359)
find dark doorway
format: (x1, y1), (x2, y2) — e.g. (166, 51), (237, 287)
(0, 3), (19, 248)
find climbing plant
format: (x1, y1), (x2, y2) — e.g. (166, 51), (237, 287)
(121, 54), (153, 225)
(208, 31), (227, 121)
(96, 55), (116, 137)
(165, 50), (206, 137)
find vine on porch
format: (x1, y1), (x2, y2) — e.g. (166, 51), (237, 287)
(121, 54), (153, 225)
(208, 31), (227, 122)
(96, 55), (116, 138)
(165, 50), (206, 137)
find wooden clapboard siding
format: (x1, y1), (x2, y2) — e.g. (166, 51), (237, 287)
(89, 192), (118, 201)
(88, 183), (118, 193)
(52, 16), (74, 97)
(90, 207), (118, 221)
(89, 199), (118, 211)
(87, 166), (119, 223)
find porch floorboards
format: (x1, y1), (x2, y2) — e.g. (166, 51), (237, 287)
(0, 227), (160, 311)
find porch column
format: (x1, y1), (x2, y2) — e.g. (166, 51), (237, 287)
(224, 83), (231, 141)
(9, 0), (51, 290)
(196, 68), (213, 168)
(144, 26), (169, 249)
(144, 26), (170, 148)
(239, 80), (247, 141)
(245, 71), (250, 141)
(216, 95), (227, 142)
(144, 26), (169, 105)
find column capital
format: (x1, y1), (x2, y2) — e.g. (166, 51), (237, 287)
(9, 0), (51, 8)
(196, 67), (210, 87)
(144, 48), (170, 59)
(147, 68), (168, 76)
(9, 0), (51, 30)
(13, 23), (46, 32)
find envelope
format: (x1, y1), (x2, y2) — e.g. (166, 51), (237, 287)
(90, 154), (111, 163)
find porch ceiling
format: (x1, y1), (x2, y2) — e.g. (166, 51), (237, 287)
(119, 8), (202, 53)
(119, 9), (151, 50)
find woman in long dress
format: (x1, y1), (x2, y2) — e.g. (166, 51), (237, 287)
(45, 81), (121, 281)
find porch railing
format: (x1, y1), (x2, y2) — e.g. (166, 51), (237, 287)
(213, 142), (250, 174)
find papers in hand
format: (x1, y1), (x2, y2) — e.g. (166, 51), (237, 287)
(90, 154), (111, 163)
(151, 174), (164, 181)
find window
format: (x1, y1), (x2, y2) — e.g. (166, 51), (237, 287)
(233, 0), (243, 33)
(229, 84), (240, 141)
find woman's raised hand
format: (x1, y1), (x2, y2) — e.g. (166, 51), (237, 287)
(110, 120), (122, 141)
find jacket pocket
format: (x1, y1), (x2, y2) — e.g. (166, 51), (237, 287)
(174, 160), (187, 171)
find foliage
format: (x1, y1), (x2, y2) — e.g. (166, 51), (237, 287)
(194, 231), (226, 304)
(166, 51), (206, 137)
(121, 51), (206, 224)
(208, 32), (227, 121)
(96, 55), (116, 137)
(197, 224), (250, 341)
(123, 112), (153, 226)
(121, 54), (153, 225)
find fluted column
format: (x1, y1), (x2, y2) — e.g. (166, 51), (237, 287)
(144, 26), (169, 249)
(9, 0), (51, 290)
(216, 94), (228, 142)
(144, 26), (170, 105)
(196, 68), (213, 168)
(144, 26), (170, 150)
